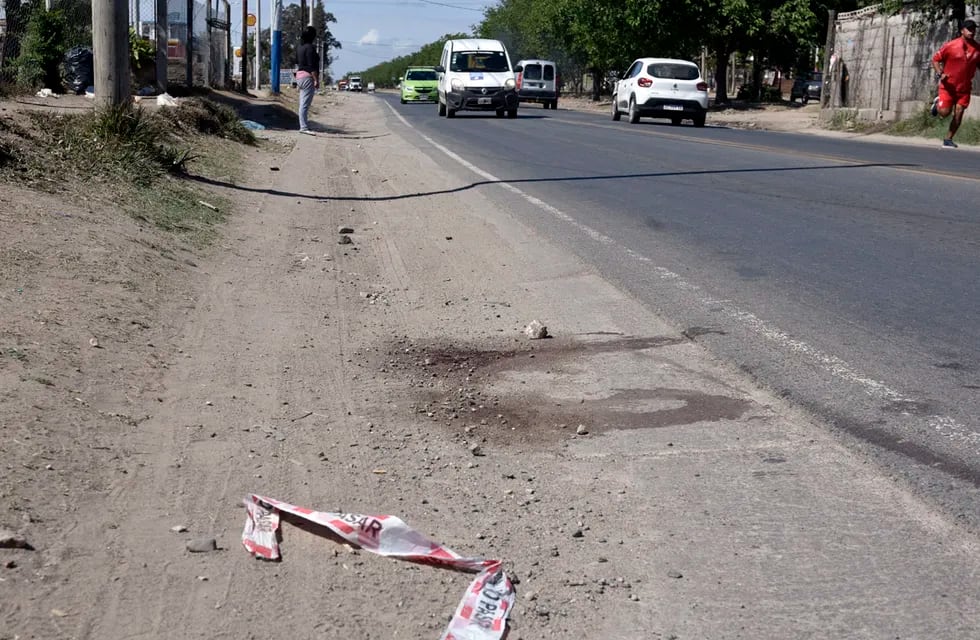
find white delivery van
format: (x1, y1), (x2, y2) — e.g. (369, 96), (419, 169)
(434, 38), (521, 118)
(516, 59), (559, 109)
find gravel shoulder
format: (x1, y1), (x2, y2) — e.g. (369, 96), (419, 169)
(2, 91), (980, 639)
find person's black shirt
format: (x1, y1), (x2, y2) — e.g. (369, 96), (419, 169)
(297, 43), (317, 74)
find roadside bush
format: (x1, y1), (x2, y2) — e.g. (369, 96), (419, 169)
(162, 97), (256, 145)
(14, 7), (69, 90)
(39, 105), (192, 186)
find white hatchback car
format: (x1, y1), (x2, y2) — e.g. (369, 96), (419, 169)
(612, 58), (708, 127)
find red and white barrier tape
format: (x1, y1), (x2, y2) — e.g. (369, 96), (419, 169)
(242, 494), (514, 640)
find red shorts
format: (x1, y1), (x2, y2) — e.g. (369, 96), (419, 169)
(938, 85), (971, 109)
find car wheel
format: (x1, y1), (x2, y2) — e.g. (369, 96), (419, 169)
(447, 107), (456, 118)
(670, 116), (682, 126)
(438, 100), (446, 116)
(693, 113), (706, 128)
(611, 95), (621, 121)
(802, 94), (809, 105)
(552, 99), (558, 110)
(628, 97), (640, 124)
(496, 108), (505, 117)
(507, 109), (517, 118)
(400, 98), (406, 104)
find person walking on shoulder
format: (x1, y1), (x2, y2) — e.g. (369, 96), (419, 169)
(931, 19), (980, 148)
(296, 26), (320, 136)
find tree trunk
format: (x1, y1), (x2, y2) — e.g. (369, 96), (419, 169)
(1, 0), (24, 77)
(591, 68), (601, 101)
(713, 46), (729, 104)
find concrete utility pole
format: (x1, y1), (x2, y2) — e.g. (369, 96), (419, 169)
(92, 0), (132, 106)
(156, 0), (168, 94)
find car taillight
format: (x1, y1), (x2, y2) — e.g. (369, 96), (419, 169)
(696, 82), (708, 91)
(638, 77), (652, 88)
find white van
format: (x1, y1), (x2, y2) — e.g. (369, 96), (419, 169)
(516, 59), (559, 109)
(435, 38), (521, 118)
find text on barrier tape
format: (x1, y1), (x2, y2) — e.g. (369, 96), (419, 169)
(242, 494), (514, 640)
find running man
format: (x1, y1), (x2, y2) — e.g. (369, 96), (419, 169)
(931, 19), (980, 148)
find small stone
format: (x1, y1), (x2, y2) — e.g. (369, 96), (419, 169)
(338, 226), (354, 234)
(469, 444), (484, 457)
(338, 235), (353, 245)
(523, 320), (549, 340)
(575, 425), (589, 435)
(667, 570), (683, 579)
(170, 525), (188, 533)
(0, 529), (33, 550)
(571, 529), (584, 538)
(5, 559), (17, 569)
(89, 337), (100, 348)
(186, 537), (218, 553)
(630, 593), (640, 601)
(597, 557), (608, 563)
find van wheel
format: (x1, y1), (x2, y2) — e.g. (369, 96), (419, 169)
(551, 99), (558, 110)
(628, 97), (640, 124)
(438, 100), (446, 116)
(611, 96), (621, 121)
(447, 107), (456, 118)
(693, 113), (706, 127)
(802, 94), (809, 105)
(496, 108), (505, 117)
(507, 109), (517, 118)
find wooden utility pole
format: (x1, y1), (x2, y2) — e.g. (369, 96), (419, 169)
(185, 0), (194, 87)
(92, 0), (132, 106)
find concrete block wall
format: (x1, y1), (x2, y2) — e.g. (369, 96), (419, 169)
(826, 4), (980, 122)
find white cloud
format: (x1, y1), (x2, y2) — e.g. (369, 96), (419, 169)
(357, 29), (380, 46)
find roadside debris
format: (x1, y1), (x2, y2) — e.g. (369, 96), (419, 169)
(338, 226), (354, 234)
(523, 320), (549, 339)
(242, 494), (514, 640)
(240, 120), (266, 130)
(197, 200), (219, 212)
(156, 93), (178, 108)
(575, 424), (589, 435)
(338, 235), (353, 245)
(35, 89), (59, 99)
(186, 537), (218, 553)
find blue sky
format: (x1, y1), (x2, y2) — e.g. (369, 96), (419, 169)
(325, 0), (496, 78)
(232, 0), (497, 79)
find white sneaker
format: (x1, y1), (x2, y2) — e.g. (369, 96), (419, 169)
(930, 96), (939, 117)
(300, 129), (316, 136)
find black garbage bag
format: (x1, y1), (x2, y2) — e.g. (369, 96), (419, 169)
(63, 47), (94, 95)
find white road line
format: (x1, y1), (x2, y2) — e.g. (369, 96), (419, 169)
(386, 104), (977, 447)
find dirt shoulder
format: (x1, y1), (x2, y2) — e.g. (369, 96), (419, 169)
(2, 91), (980, 639)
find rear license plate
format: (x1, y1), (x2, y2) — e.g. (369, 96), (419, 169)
(663, 104), (683, 111)
(477, 97), (492, 105)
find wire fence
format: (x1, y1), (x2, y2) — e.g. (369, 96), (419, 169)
(0, 0), (229, 93)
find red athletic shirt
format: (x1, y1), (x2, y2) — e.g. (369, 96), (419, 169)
(933, 36), (980, 93)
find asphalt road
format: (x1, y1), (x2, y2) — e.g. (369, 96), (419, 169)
(379, 93), (980, 528)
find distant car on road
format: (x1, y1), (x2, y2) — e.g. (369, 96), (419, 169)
(516, 59), (559, 109)
(367, 81), (376, 92)
(790, 72), (822, 104)
(400, 67), (438, 103)
(611, 57), (708, 127)
(348, 75), (363, 92)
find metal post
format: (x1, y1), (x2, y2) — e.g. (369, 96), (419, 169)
(241, 0), (248, 91)
(156, 0), (168, 93)
(93, 0), (132, 106)
(254, 0), (260, 90)
(185, 0), (193, 86)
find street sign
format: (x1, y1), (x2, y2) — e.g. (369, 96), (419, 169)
(246, 13), (257, 27)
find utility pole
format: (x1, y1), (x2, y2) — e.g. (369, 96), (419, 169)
(185, 0), (193, 87)
(241, 0), (249, 92)
(270, 0), (282, 94)
(92, 0), (132, 106)
(155, 0), (168, 94)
